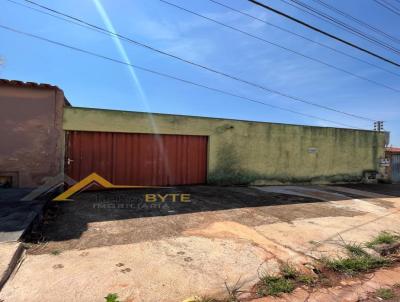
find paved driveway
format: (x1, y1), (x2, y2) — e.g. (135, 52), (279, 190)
(1, 184), (400, 302)
(26, 186), (363, 253)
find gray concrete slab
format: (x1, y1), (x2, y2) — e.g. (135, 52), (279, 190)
(0, 189), (46, 242)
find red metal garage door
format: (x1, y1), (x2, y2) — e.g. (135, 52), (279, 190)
(66, 131), (208, 186)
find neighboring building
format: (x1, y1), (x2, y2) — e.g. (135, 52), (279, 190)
(386, 147), (400, 183)
(0, 80), (69, 188)
(0, 79), (388, 188)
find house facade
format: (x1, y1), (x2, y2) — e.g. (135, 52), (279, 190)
(0, 79), (389, 188)
(0, 80), (68, 188)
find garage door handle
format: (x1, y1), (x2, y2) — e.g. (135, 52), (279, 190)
(67, 158), (74, 165)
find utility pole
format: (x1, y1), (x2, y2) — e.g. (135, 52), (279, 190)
(374, 121), (384, 132)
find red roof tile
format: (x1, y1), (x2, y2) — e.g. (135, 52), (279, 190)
(0, 78), (71, 106)
(0, 78), (61, 90)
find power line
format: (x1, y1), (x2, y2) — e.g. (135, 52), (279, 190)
(12, 0), (400, 80)
(159, 0), (400, 93)
(287, 0), (400, 56)
(0, 23), (362, 129)
(311, 0), (400, 45)
(374, 0), (400, 16)
(281, 0), (400, 56)
(380, 0), (400, 14)
(278, 0), (400, 56)
(10, 0), (400, 87)
(249, 0), (400, 68)
(4, 0), (107, 34)
(5, 0), (375, 121)
(209, 0), (400, 78)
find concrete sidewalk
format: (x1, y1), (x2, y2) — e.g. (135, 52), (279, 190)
(0, 188), (45, 242)
(0, 242), (24, 290)
(0, 189), (46, 292)
(1, 185), (400, 302)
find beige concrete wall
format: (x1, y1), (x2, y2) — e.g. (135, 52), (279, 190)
(0, 85), (65, 188)
(63, 107), (386, 184)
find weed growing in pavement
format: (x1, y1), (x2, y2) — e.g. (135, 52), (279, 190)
(223, 280), (241, 302)
(366, 231), (400, 248)
(343, 243), (368, 257)
(256, 263), (316, 297)
(322, 234), (397, 276)
(375, 288), (396, 300)
(187, 280), (242, 302)
(193, 231), (400, 300)
(104, 293), (120, 302)
(280, 263), (298, 279)
(257, 275), (295, 297)
(323, 255), (390, 276)
(50, 250), (61, 255)
(297, 274), (317, 286)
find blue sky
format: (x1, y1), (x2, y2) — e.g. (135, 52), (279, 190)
(1, 0), (399, 145)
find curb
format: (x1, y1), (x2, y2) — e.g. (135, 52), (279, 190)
(0, 242), (25, 291)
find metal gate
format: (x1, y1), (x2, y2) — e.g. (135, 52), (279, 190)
(392, 154), (400, 183)
(66, 131), (208, 186)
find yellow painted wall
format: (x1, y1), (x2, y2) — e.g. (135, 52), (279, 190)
(63, 107), (386, 184)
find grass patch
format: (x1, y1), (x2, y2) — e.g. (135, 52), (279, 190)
(323, 255), (390, 276)
(323, 234), (396, 276)
(257, 275), (295, 297)
(375, 288), (395, 300)
(104, 293), (120, 302)
(366, 231), (400, 248)
(343, 243), (368, 257)
(50, 250), (61, 256)
(257, 263), (318, 297)
(280, 263), (298, 279)
(297, 274), (317, 286)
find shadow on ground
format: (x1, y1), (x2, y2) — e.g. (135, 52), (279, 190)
(24, 184), (396, 252)
(0, 188), (46, 242)
(343, 183), (400, 196)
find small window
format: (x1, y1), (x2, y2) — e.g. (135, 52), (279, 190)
(0, 172), (18, 188)
(0, 176), (13, 188)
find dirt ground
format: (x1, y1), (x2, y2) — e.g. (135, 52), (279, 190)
(1, 184), (400, 302)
